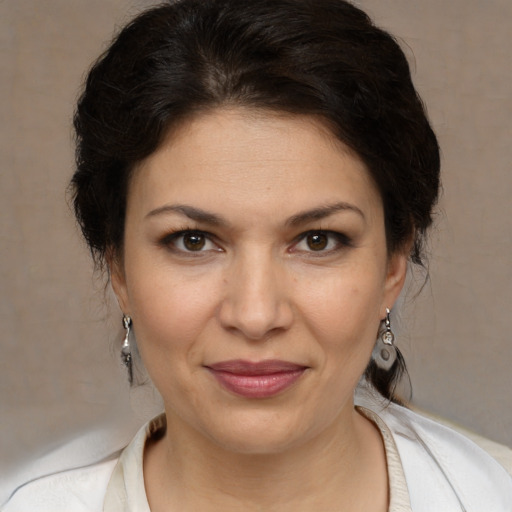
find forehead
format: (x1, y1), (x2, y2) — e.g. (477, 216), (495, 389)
(128, 108), (381, 221)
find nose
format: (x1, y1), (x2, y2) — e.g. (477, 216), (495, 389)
(218, 250), (293, 341)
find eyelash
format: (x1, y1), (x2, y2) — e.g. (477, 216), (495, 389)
(158, 229), (353, 255)
(159, 229), (220, 255)
(291, 230), (353, 255)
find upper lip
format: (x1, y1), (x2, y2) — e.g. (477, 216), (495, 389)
(206, 359), (307, 375)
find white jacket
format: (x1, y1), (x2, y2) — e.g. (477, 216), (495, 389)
(2, 393), (511, 511)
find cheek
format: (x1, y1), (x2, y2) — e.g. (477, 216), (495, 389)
(297, 265), (384, 355)
(126, 270), (223, 407)
(125, 262), (222, 361)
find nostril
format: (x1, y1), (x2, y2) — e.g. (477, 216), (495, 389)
(218, 297), (293, 341)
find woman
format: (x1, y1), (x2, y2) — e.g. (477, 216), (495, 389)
(3, 0), (511, 510)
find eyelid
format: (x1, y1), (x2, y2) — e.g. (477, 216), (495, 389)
(159, 229), (222, 253)
(158, 228), (352, 255)
(290, 230), (353, 253)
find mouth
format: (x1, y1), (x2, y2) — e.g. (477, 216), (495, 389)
(205, 359), (308, 399)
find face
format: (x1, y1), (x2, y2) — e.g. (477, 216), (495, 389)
(112, 108), (407, 454)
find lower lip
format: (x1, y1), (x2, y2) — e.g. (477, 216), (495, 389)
(207, 369), (306, 398)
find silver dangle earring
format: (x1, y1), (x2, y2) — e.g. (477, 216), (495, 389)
(121, 314), (133, 384)
(372, 308), (397, 371)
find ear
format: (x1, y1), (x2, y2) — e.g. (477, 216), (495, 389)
(108, 250), (131, 315)
(381, 248), (409, 317)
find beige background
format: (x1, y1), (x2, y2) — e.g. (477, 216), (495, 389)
(1, 0), (511, 476)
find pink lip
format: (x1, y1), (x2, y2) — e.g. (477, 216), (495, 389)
(206, 360), (308, 399)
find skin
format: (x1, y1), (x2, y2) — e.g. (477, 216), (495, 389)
(111, 108), (408, 511)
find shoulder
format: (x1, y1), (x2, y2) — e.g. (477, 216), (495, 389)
(1, 458), (118, 512)
(0, 421), (137, 512)
(415, 410), (512, 475)
(382, 402), (512, 511)
(355, 384), (512, 510)
(0, 415), (151, 512)
(1, 415), (162, 512)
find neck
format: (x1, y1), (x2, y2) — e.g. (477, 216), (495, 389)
(144, 403), (388, 512)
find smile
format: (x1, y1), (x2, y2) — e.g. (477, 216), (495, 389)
(206, 360), (308, 399)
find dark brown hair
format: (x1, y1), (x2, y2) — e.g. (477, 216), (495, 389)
(71, 0), (440, 400)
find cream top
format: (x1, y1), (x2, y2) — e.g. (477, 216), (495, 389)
(103, 407), (413, 512)
(4, 397), (511, 511)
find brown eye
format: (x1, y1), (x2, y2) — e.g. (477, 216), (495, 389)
(161, 229), (220, 255)
(306, 232), (328, 251)
(183, 233), (206, 251)
(291, 230), (352, 255)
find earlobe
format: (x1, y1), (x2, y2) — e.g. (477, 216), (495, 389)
(108, 254), (130, 314)
(383, 250), (409, 314)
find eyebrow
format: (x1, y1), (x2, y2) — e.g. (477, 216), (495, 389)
(285, 202), (365, 226)
(145, 204), (228, 226)
(145, 201), (365, 227)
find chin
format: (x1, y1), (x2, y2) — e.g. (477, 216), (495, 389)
(196, 408), (317, 456)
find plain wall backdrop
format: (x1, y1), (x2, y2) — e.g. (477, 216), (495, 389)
(1, 0), (511, 475)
